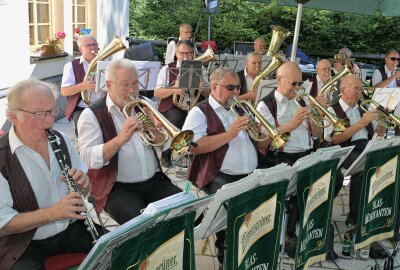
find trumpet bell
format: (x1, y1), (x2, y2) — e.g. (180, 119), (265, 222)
(170, 130), (194, 154)
(332, 119), (350, 135)
(271, 132), (290, 150)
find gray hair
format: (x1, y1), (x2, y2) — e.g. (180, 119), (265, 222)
(385, 49), (399, 57)
(105, 59), (138, 82)
(338, 47), (352, 58)
(77, 35), (96, 47)
(7, 78), (55, 118)
(210, 67), (239, 83)
(179, 23), (193, 33)
(246, 51), (262, 61)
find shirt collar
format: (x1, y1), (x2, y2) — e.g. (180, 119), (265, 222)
(339, 97), (359, 112)
(384, 65), (392, 75)
(209, 95), (226, 110)
(9, 125), (25, 154)
(79, 56), (90, 66)
(275, 90), (289, 103)
(106, 94), (122, 114)
(316, 74), (324, 83)
(244, 67), (249, 78)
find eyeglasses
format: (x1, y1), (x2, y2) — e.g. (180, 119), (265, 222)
(178, 51), (193, 56)
(215, 84), (241, 91)
(82, 43), (98, 48)
(15, 107), (60, 120)
(282, 77), (303, 87)
(111, 81), (139, 90)
(388, 57), (400, 62)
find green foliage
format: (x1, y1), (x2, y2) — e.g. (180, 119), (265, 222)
(129, 0), (400, 61)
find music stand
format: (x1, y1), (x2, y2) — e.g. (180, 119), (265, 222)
(371, 87), (400, 111)
(255, 79), (277, 105)
(79, 192), (213, 270)
(343, 137), (400, 177)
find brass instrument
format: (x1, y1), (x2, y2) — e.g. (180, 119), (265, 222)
(194, 46), (215, 62)
(81, 36), (126, 104)
(123, 96), (194, 153)
(250, 25), (292, 95)
(229, 96), (289, 150)
(359, 97), (400, 131)
(294, 93), (349, 134)
(319, 64), (352, 105)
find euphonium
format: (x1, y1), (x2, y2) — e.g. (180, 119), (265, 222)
(359, 97), (400, 131)
(123, 96), (194, 153)
(229, 96), (290, 150)
(294, 93), (349, 134)
(81, 36), (126, 104)
(319, 64), (352, 105)
(250, 26), (292, 96)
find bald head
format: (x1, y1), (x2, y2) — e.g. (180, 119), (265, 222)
(340, 74), (362, 107)
(277, 62), (302, 77)
(316, 59), (331, 83)
(277, 62), (302, 99)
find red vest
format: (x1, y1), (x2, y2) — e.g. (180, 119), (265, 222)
(0, 131), (70, 270)
(65, 59), (86, 120)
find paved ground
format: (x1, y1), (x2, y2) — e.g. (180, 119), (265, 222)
(53, 118), (400, 270)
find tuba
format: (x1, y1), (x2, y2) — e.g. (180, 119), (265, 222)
(319, 64), (352, 105)
(123, 96), (194, 153)
(81, 36), (126, 105)
(359, 97), (400, 131)
(294, 93), (349, 135)
(250, 26), (292, 96)
(229, 96), (290, 150)
(194, 46), (215, 62)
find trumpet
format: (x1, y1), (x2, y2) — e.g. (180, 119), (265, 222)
(294, 93), (349, 135)
(229, 96), (289, 150)
(123, 96), (194, 153)
(359, 97), (400, 131)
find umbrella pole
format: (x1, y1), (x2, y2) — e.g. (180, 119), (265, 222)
(290, 3), (304, 62)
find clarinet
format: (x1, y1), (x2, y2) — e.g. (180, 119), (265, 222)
(46, 129), (99, 243)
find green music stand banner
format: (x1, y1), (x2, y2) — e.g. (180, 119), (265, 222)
(225, 180), (289, 270)
(295, 159), (339, 270)
(111, 212), (196, 270)
(354, 146), (400, 250)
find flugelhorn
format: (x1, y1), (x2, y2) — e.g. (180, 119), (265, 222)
(81, 36), (126, 104)
(229, 96), (289, 150)
(359, 97), (400, 131)
(123, 96), (194, 153)
(250, 26), (292, 100)
(294, 93), (349, 134)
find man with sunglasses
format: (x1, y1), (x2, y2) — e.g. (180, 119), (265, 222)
(183, 67), (269, 269)
(156, 40), (209, 168)
(256, 62), (326, 258)
(0, 79), (95, 269)
(61, 35), (102, 134)
(372, 49), (400, 88)
(237, 52), (262, 101)
(77, 59), (181, 225)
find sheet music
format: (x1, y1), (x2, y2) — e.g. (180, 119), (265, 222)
(372, 87), (400, 111)
(344, 137), (400, 176)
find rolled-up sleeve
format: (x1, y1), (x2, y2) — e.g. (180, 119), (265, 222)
(0, 174), (19, 230)
(182, 107), (207, 143)
(77, 108), (107, 169)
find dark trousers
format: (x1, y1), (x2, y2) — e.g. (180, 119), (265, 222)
(201, 172), (249, 264)
(11, 221), (95, 270)
(105, 172), (182, 225)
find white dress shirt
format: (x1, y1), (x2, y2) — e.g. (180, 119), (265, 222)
(256, 91), (313, 153)
(182, 95), (258, 175)
(315, 74), (325, 93)
(78, 95), (158, 183)
(164, 40), (177, 65)
(372, 65), (398, 88)
(156, 61), (182, 89)
(61, 56), (102, 108)
(244, 67), (255, 91)
(0, 127), (87, 240)
(324, 98), (376, 142)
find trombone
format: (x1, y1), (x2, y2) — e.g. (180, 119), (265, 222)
(359, 97), (400, 131)
(229, 96), (290, 150)
(294, 93), (349, 135)
(123, 96), (194, 153)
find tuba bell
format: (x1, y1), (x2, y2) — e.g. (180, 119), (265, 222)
(123, 96), (194, 153)
(294, 93), (349, 135)
(250, 26), (292, 99)
(229, 96), (290, 150)
(81, 36), (126, 105)
(194, 46), (215, 62)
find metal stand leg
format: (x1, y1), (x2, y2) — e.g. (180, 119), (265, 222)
(279, 207), (288, 270)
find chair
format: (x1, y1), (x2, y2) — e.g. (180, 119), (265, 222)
(44, 253), (87, 270)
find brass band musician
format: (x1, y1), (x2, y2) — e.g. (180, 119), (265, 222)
(237, 52), (262, 101)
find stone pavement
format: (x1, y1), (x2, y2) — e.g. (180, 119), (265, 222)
(53, 118), (400, 270)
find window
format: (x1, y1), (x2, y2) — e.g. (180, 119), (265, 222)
(29, 0), (51, 47)
(73, 0), (87, 32)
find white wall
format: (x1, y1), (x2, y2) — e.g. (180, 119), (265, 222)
(97, 0), (130, 59)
